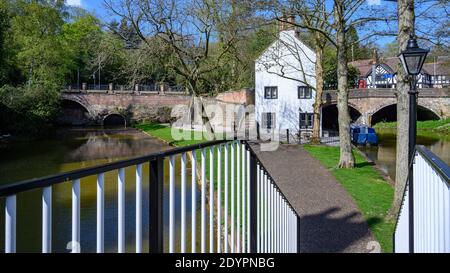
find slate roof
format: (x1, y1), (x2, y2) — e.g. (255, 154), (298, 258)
(349, 57), (450, 77)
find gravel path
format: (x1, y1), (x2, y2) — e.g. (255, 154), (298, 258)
(250, 143), (378, 253)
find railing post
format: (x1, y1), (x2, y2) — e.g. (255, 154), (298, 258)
(249, 144), (258, 253)
(408, 76), (418, 253)
(297, 216), (301, 253)
(149, 156), (164, 253)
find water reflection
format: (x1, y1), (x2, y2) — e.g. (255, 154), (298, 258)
(0, 127), (171, 184)
(359, 128), (450, 180)
(0, 127), (209, 253)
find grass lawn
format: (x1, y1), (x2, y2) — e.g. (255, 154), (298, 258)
(374, 118), (450, 134)
(303, 145), (395, 253)
(137, 122), (395, 252)
(135, 122), (208, 146)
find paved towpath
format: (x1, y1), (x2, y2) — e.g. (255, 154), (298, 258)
(250, 143), (377, 253)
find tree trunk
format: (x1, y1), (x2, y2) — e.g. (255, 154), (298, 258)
(311, 35), (324, 144)
(188, 79), (216, 140)
(387, 0), (415, 220)
(334, 2), (355, 168)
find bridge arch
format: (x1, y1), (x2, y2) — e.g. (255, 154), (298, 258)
(59, 99), (92, 125)
(103, 113), (127, 127)
(370, 103), (441, 125)
(321, 103), (363, 132)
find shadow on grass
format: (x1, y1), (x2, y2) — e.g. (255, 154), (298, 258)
(135, 123), (167, 131)
(354, 161), (375, 168)
(366, 217), (383, 230)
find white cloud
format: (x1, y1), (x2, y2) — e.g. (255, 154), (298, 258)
(66, 0), (82, 7)
(367, 0), (381, 5)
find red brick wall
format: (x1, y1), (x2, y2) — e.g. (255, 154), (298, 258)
(84, 93), (191, 107)
(215, 89), (255, 105)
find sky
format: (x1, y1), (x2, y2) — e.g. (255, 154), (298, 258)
(65, 0), (446, 49)
(66, 0), (107, 19)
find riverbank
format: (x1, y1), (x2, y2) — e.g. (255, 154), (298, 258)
(374, 118), (450, 134)
(303, 145), (394, 253)
(135, 123), (207, 147)
(137, 122), (396, 252)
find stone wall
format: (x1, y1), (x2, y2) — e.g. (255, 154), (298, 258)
(61, 92), (191, 125)
(215, 88), (255, 105)
(60, 88), (255, 126)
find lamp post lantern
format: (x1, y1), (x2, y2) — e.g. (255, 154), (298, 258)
(398, 35), (429, 253)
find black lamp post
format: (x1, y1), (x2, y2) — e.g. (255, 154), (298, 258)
(398, 35), (429, 253)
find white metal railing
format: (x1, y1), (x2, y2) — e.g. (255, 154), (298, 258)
(394, 145), (450, 253)
(1, 140), (299, 253)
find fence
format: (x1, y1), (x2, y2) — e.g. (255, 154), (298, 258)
(63, 84), (186, 94)
(394, 145), (450, 253)
(1, 140), (299, 253)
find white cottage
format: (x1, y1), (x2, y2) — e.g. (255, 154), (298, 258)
(255, 28), (316, 135)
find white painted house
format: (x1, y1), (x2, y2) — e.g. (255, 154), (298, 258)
(255, 28), (316, 135)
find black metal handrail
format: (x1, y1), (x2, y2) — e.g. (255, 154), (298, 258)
(0, 139), (227, 197)
(243, 141), (301, 220)
(416, 145), (450, 184)
(1, 138), (300, 253)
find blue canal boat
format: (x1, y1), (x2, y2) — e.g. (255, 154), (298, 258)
(350, 124), (378, 146)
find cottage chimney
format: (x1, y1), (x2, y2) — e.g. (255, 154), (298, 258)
(279, 14), (296, 31)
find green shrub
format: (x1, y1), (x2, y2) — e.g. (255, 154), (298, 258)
(0, 84), (60, 133)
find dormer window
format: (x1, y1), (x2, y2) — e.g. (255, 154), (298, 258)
(264, 86), (278, 99)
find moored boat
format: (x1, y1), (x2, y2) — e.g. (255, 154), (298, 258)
(350, 124), (378, 146)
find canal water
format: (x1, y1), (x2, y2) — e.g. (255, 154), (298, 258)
(359, 128), (450, 180)
(0, 127), (208, 253)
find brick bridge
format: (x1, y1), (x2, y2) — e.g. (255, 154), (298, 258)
(59, 88), (253, 126)
(60, 87), (448, 128)
(321, 88), (450, 127)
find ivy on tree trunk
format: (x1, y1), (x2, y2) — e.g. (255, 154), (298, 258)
(388, 0), (415, 220)
(334, 1), (355, 168)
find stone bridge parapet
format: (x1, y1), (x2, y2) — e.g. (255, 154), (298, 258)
(321, 88), (450, 124)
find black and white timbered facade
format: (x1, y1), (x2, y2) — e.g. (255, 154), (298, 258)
(350, 57), (449, 89)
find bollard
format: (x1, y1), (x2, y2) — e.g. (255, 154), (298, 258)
(135, 84), (140, 94)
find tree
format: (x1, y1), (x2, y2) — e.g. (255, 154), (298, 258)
(388, 0), (415, 220)
(385, 0), (449, 220)
(323, 48), (360, 90)
(0, 1), (11, 85)
(104, 0), (247, 137)
(275, 0), (331, 144)
(62, 14), (102, 85)
(0, 1), (107, 132)
(10, 1), (70, 86)
(273, 0), (388, 167)
(346, 25), (373, 61)
(381, 41), (399, 58)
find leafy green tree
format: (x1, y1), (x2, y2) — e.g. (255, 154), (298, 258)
(0, 2), (10, 85)
(346, 25), (373, 61)
(10, 1), (69, 86)
(323, 46), (360, 89)
(62, 14), (102, 85)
